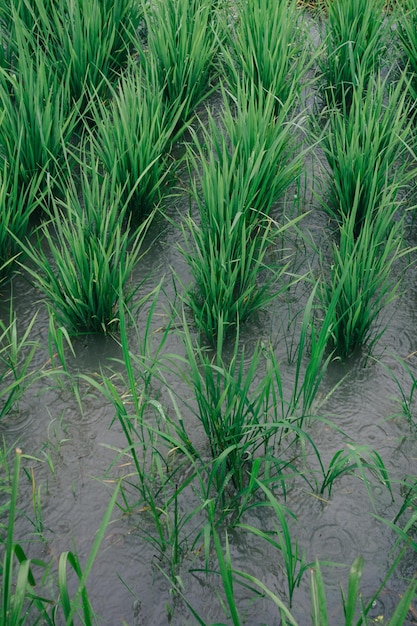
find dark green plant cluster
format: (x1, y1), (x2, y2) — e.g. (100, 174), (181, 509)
(319, 0), (387, 107)
(2, 0), (417, 624)
(316, 36), (414, 358)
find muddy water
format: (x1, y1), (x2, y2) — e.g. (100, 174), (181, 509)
(2, 42), (417, 626)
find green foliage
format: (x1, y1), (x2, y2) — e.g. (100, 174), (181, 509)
(318, 200), (405, 358)
(396, 0), (417, 103)
(0, 162), (44, 284)
(223, 0), (310, 106)
(17, 160), (152, 334)
(319, 0), (387, 106)
(143, 0), (221, 122)
(319, 443), (393, 507)
(180, 315), (275, 491)
(0, 303), (39, 418)
(17, 0), (141, 107)
(178, 86), (304, 343)
(310, 557), (417, 626)
(0, 448), (120, 625)
(87, 61), (185, 219)
(319, 72), (413, 232)
(238, 480), (312, 607)
(212, 79), (304, 224)
(0, 36), (77, 192)
(266, 287), (334, 428)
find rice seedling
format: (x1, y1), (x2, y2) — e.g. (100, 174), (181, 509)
(265, 287), (335, 430)
(381, 353), (417, 429)
(87, 60), (186, 220)
(210, 79), (305, 225)
(180, 315), (278, 493)
(143, 0), (221, 123)
(318, 200), (405, 359)
(15, 0), (142, 108)
(222, 0), (311, 107)
(238, 480), (312, 607)
(395, 0), (417, 104)
(310, 557), (417, 626)
(0, 161), (44, 284)
(179, 98), (305, 343)
(0, 34), (77, 192)
(318, 0), (387, 107)
(16, 159), (152, 335)
(1, 447), (119, 624)
(0, 302), (39, 418)
(317, 71), (414, 232)
(318, 443), (393, 508)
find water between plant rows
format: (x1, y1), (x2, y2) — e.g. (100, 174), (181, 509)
(2, 71), (417, 626)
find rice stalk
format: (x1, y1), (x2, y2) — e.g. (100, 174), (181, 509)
(0, 34), (77, 192)
(0, 160), (44, 284)
(15, 0), (142, 107)
(395, 0), (417, 104)
(180, 314), (273, 492)
(0, 302), (39, 418)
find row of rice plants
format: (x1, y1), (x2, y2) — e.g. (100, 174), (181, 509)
(2, 0), (417, 622)
(315, 0), (416, 358)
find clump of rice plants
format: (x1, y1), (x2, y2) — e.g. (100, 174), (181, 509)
(180, 316), (278, 493)
(178, 85), (304, 343)
(0, 37), (77, 192)
(87, 61), (186, 220)
(318, 200), (405, 359)
(222, 0), (310, 107)
(17, 0), (142, 108)
(0, 161), (44, 284)
(17, 158), (152, 335)
(143, 0), (221, 122)
(319, 0), (387, 107)
(318, 72), (414, 235)
(212, 79), (304, 224)
(396, 0), (417, 104)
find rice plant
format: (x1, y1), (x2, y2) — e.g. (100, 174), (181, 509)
(379, 353), (417, 429)
(396, 0), (417, 104)
(0, 35), (77, 192)
(16, 0), (142, 107)
(310, 556), (417, 626)
(87, 61), (186, 220)
(16, 159), (152, 335)
(210, 79), (304, 224)
(0, 161), (44, 284)
(237, 480), (312, 607)
(222, 0), (310, 107)
(143, 0), (221, 122)
(318, 443), (392, 509)
(0, 302), (39, 418)
(179, 315), (277, 494)
(318, 200), (405, 358)
(318, 72), (413, 233)
(178, 96), (304, 343)
(319, 0), (387, 107)
(266, 287), (334, 429)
